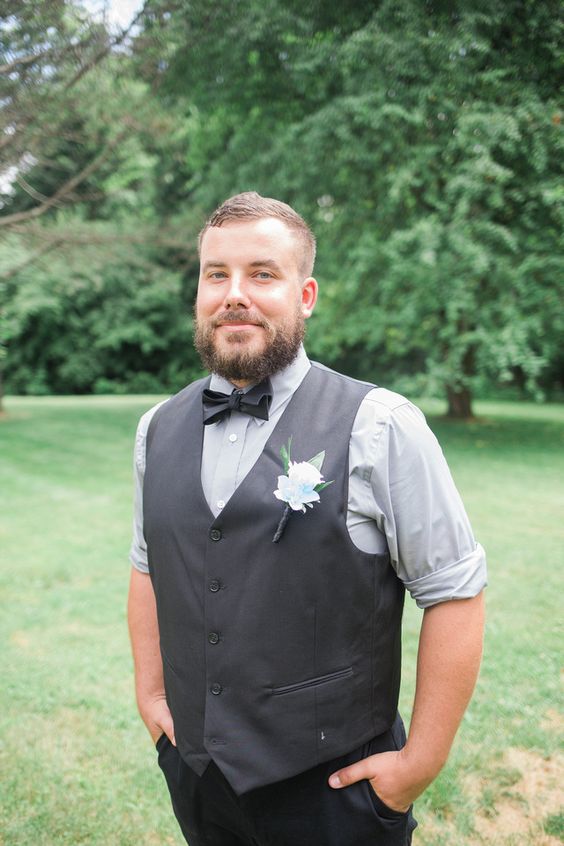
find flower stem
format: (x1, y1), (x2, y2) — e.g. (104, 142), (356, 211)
(272, 504), (292, 543)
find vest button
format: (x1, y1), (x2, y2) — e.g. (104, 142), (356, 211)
(209, 528), (222, 541)
(209, 579), (221, 592)
(210, 683), (223, 695)
(208, 631), (220, 645)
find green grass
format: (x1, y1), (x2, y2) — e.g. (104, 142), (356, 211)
(1, 395), (563, 845)
(544, 811), (564, 839)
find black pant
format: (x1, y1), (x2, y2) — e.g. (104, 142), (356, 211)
(156, 715), (417, 846)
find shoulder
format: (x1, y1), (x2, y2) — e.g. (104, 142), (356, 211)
(133, 399), (169, 468)
(308, 361), (376, 405)
(352, 387), (436, 459)
(135, 376), (209, 438)
(140, 376), (210, 428)
(310, 362), (413, 412)
(361, 387), (415, 416)
(308, 362), (427, 435)
(310, 360), (375, 390)
(135, 398), (169, 441)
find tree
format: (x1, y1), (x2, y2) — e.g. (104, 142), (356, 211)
(159, 0), (563, 416)
(2, 236), (194, 395)
(2, 1), (562, 414)
(0, 1), (201, 407)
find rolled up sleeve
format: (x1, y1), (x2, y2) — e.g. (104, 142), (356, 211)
(350, 390), (487, 608)
(402, 543), (487, 608)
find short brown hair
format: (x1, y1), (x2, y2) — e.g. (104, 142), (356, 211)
(198, 191), (316, 277)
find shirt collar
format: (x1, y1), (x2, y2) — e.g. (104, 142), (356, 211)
(208, 345), (311, 426)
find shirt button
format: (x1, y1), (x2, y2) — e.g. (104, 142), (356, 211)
(217, 500), (225, 510)
(209, 528), (222, 541)
(228, 433), (237, 443)
(209, 579), (221, 592)
(208, 632), (220, 645)
(210, 683), (223, 695)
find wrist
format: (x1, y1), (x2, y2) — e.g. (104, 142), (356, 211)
(399, 743), (446, 788)
(136, 687), (167, 716)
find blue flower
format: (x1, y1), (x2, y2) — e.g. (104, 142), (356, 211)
(274, 461), (323, 512)
(272, 439), (334, 542)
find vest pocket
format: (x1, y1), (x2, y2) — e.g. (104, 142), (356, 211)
(271, 666), (353, 695)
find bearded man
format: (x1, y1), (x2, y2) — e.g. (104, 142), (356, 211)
(128, 192), (486, 846)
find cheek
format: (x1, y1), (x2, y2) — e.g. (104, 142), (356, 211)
(259, 288), (301, 319)
(195, 289), (218, 319)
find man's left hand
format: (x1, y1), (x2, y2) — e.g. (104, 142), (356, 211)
(328, 748), (430, 813)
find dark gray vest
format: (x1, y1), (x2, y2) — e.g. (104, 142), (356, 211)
(144, 362), (405, 794)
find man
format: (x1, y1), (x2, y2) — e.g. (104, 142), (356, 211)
(128, 192), (486, 846)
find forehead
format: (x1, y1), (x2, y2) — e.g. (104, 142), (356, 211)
(199, 218), (300, 269)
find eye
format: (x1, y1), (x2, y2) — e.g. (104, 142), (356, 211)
(209, 271), (227, 279)
(254, 271), (273, 280)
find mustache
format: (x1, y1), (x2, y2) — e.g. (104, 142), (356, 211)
(212, 311), (268, 328)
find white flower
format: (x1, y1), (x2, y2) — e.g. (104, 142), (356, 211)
(272, 442), (334, 542)
(274, 460), (323, 512)
(288, 460), (322, 488)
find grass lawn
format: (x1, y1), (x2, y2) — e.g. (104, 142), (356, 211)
(1, 395), (563, 845)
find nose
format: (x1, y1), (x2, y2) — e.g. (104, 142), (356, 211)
(223, 272), (251, 310)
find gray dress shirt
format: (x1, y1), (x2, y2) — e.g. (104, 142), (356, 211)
(130, 347), (487, 608)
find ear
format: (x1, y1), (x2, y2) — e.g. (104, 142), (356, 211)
(300, 277), (318, 318)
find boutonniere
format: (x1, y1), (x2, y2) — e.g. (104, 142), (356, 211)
(272, 437), (334, 543)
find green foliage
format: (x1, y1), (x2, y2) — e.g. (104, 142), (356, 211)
(279, 436), (292, 474)
(161, 0), (563, 410)
(307, 449), (325, 472)
(1, 0), (562, 411)
(2, 235), (197, 394)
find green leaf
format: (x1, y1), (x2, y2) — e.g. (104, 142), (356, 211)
(307, 450), (325, 472)
(279, 436), (292, 474)
(315, 479), (334, 492)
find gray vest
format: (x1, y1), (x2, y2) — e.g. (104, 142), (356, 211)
(144, 362), (405, 794)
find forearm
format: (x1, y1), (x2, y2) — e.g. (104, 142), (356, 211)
(403, 591), (485, 787)
(127, 567), (175, 742)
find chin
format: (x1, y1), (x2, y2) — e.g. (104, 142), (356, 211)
(220, 334), (264, 354)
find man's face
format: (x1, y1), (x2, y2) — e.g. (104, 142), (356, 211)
(194, 217), (317, 385)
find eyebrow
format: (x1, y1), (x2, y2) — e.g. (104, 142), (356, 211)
(201, 259), (284, 274)
(201, 261), (228, 273)
(249, 259), (283, 273)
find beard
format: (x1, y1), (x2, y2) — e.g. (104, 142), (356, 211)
(194, 306), (305, 384)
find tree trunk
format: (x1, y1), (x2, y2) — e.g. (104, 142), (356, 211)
(446, 384), (473, 419)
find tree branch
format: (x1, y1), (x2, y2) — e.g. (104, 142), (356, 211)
(0, 3), (150, 155)
(0, 31), (101, 76)
(63, 2), (150, 91)
(0, 230), (197, 283)
(15, 174), (54, 205)
(0, 238), (64, 283)
(0, 48), (55, 75)
(0, 127), (129, 228)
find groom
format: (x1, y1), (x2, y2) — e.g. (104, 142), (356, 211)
(128, 192), (486, 846)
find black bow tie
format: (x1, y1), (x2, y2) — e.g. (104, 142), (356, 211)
(202, 378), (273, 425)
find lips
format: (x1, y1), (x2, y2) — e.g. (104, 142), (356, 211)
(213, 311), (266, 330)
(218, 323), (258, 331)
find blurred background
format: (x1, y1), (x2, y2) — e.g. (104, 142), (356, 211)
(1, 2), (563, 845)
(1, 0), (562, 416)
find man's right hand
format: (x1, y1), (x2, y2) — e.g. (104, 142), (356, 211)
(140, 693), (176, 746)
